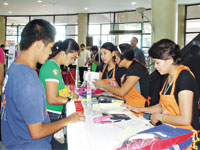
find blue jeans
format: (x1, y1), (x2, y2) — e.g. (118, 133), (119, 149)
(48, 112), (67, 150)
(143, 113), (150, 120)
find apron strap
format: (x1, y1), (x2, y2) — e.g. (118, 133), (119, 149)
(146, 96), (151, 107)
(101, 63), (108, 79)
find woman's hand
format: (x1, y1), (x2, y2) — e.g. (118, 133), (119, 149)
(70, 92), (79, 101)
(67, 112), (85, 124)
(150, 113), (161, 125)
(121, 103), (142, 113)
(93, 79), (105, 89)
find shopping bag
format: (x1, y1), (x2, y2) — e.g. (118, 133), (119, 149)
(117, 124), (196, 150)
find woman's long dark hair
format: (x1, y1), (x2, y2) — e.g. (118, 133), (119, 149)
(117, 43), (135, 61)
(101, 42), (115, 52)
(49, 38), (79, 59)
(149, 39), (181, 65)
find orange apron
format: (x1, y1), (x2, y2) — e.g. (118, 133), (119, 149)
(122, 64), (150, 117)
(160, 65), (194, 130)
(101, 63), (119, 87)
(102, 64), (124, 99)
(124, 85), (148, 117)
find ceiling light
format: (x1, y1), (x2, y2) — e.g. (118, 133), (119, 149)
(132, 2), (136, 6)
(37, 0), (42, 3)
(8, 11), (12, 14)
(84, 8), (88, 10)
(136, 7), (146, 15)
(3, 0), (8, 6)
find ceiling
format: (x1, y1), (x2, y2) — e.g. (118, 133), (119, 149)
(0, 0), (199, 16)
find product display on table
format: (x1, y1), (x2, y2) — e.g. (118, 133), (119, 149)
(116, 124), (200, 150)
(97, 95), (124, 103)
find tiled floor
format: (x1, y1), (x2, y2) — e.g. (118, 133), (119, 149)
(0, 141), (7, 150)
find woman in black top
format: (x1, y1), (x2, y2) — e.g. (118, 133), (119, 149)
(123, 39), (200, 130)
(93, 43), (150, 117)
(99, 42), (126, 87)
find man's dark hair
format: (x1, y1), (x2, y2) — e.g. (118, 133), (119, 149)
(20, 19), (56, 51)
(80, 44), (85, 47)
(0, 44), (5, 48)
(90, 45), (99, 51)
(132, 37), (138, 43)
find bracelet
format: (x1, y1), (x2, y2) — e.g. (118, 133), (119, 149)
(160, 114), (163, 122)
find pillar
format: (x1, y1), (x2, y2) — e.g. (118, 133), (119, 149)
(152, 0), (177, 43)
(78, 13), (88, 46)
(178, 5), (185, 49)
(0, 16), (6, 45)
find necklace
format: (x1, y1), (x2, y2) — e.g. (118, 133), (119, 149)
(106, 69), (114, 78)
(163, 76), (175, 95)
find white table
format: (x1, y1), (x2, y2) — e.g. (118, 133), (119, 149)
(66, 101), (153, 150)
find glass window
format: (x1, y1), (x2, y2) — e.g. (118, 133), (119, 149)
(55, 36), (78, 42)
(115, 11), (138, 23)
(55, 15), (78, 25)
(67, 36), (78, 42)
(101, 35), (116, 46)
(67, 25), (78, 35)
(117, 23), (141, 30)
(55, 26), (66, 36)
(185, 5), (200, 46)
(102, 24), (111, 34)
(142, 35), (151, 48)
(56, 36), (66, 42)
(7, 17), (29, 25)
(19, 26), (25, 35)
(185, 33), (199, 45)
(143, 22), (151, 33)
(118, 34), (141, 46)
(6, 26), (17, 35)
(89, 10), (152, 55)
(89, 25), (100, 35)
(89, 13), (114, 24)
(115, 10), (152, 23)
(18, 36), (21, 43)
(31, 16), (54, 24)
(143, 10), (152, 22)
(92, 36), (101, 46)
(142, 47), (149, 58)
(187, 5), (200, 19)
(6, 36), (17, 45)
(186, 19), (200, 32)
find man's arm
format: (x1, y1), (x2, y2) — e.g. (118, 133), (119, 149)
(28, 112), (85, 139)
